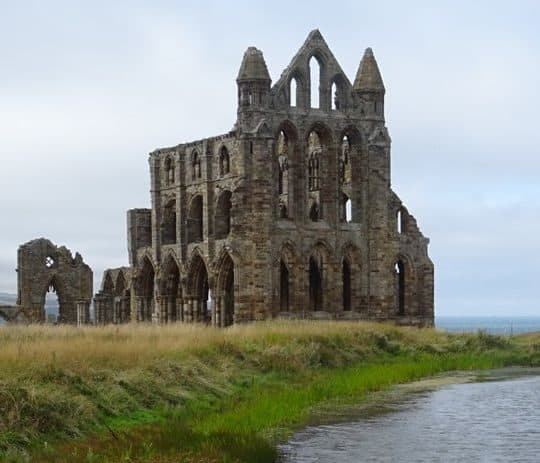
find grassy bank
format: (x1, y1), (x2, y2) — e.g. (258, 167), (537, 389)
(0, 322), (539, 462)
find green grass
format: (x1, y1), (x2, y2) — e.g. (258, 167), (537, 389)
(0, 322), (539, 462)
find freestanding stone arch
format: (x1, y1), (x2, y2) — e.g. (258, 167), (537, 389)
(16, 238), (93, 324)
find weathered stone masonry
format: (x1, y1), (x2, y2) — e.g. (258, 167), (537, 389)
(95, 30), (434, 327)
(0, 238), (93, 324)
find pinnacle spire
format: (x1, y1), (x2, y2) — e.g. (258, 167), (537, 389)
(237, 47), (271, 82)
(353, 47), (385, 93)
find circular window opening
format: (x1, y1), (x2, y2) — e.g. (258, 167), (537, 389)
(45, 256), (55, 268)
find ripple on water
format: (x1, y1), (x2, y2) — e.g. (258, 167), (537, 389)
(279, 373), (540, 463)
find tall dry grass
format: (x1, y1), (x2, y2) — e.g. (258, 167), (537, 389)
(0, 320), (537, 461)
(0, 321), (449, 375)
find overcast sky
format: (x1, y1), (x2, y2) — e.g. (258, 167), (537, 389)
(1, 1), (539, 316)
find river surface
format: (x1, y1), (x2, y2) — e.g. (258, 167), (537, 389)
(279, 369), (540, 462)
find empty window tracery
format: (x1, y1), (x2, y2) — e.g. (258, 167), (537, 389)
(307, 131), (321, 191)
(309, 56), (321, 109)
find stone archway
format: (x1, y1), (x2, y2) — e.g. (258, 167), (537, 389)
(136, 257), (155, 322)
(16, 238), (93, 324)
(187, 254), (209, 323)
(160, 255), (182, 323)
(215, 253), (235, 327)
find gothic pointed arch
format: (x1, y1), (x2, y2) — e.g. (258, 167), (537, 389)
(136, 255), (155, 322)
(161, 253), (182, 322)
(187, 250), (210, 323)
(219, 145), (230, 176)
(215, 250), (235, 327)
(392, 254), (416, 317)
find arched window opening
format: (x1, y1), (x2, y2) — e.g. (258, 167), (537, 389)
(309, 56), (321, 109)
(162, 258), (180, 323)
(139, 258), (155, 322)
(309, 202), (320, 222)
(340, 135), (351, 185)
(248, 92), (253, 106)
(343, 259), (351, 311)
(395, 261), (405, 315)
(219, 147), (230, 176)
(340, 193), (351, 223)
(45, 282), (60, 324)
(161, 200), (177, 245)
(191, 256), (209, 323)
(192, 151), (201, 180)
(280, 260), (289, 311)
(277, 130), (289, 196)
(215, 191), (232, 239)
(290, 78), (297, 107)
(187, 195), (203, 243)
(307, 131), (321, 191)
(331, 82), (338, 110)
(397, 208), (405, 234)
(309, 256), (323, 311)
(220, 254), (235, 327)
(165, 157), (175, 185)
(279, 203), (288, 219)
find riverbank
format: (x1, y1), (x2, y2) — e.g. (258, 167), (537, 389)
(1, 322), (539, 462)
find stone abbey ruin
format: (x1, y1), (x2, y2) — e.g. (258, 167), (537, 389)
(1, 30), (434, 326)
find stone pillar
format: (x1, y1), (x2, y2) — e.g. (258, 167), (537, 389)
(136, 296), (144, 322)
(76, 300), (90, 326)
(212, 296), (219, 326)
(220, 296), (226, 327)
(177, 298), (184, 322)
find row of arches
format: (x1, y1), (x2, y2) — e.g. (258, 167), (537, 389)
(277, 244), (412, 316)
(288, 55), (349, 111)
(162, 147), (232, 187)
(161, 191), (232, 245)
(135, 252), (235, 326)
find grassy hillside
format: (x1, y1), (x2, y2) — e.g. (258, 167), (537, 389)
(0, 322), (538, 462)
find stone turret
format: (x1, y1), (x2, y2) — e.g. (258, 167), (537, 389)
(236, 47), (271, 123)
(353, 48), (385, 121)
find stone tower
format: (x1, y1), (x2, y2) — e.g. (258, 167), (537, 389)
(95, 30), (434, 327)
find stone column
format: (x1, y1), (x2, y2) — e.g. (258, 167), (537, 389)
(136, 296), (144, 322)
(76, 300), (89, 326)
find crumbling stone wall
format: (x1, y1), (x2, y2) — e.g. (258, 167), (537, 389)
(17, 238), (93, 323)
(97, 30), (434, 327)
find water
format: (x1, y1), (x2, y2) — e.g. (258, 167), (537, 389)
(436, 316), (540, 334)
(280, 371), (540, 462)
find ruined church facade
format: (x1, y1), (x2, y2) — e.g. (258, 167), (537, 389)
(95, 30), (434, 327)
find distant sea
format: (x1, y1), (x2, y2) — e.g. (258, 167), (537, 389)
(436, 316), (540, 335)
